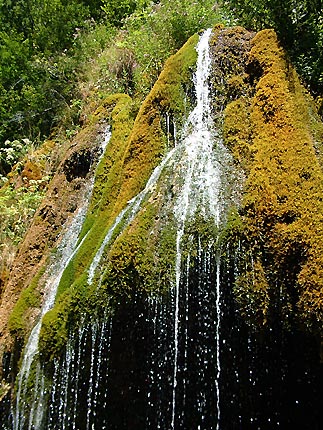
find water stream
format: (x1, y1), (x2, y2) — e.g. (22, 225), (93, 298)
(13, 27), (231, 430)
(171, 28), (222, 429)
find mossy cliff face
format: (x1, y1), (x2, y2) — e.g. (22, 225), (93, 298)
(37, 34), (199, 360)
(0, 101), (120, 376)
(222, 29), (323, 335)
(3, 26), (323, 375)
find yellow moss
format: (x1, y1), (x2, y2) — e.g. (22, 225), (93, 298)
(248, 29), (286, 71)
(223, 98), (253, 170)
(224, 28), (323, 333)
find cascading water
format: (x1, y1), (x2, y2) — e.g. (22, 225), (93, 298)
(87, 144), (176, 285)
(85, 29), (231, 428)
(13, 205), (89, 430)
(83, 28), (233, 430)
(12, 28), (235, 430)
(171, 28), (222, 429)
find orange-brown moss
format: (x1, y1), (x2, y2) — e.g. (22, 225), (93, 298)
(223, 98), (253, 170)
(224, 29), (323, 333)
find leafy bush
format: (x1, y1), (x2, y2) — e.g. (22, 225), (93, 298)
(101, 0), (149, 27)
(0, 180), (46, 246)
(123, 0), (231, 96)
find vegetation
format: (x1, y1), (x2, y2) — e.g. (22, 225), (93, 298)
(0, 0), (94, 162)
(0, 0), (321, 171)
(0, 0), (228, 306)
(0, 0), (226, 177)
(0, 136), (53, 292)
(0, 380), (10, 401)
(38, 34), (199, 359)
(222, 0), (323, 95)
(8, 268), (44, 338)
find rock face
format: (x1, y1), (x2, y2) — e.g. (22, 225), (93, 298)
(0, 25), (322, 428)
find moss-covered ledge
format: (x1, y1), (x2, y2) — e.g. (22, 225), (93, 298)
(5, 95), (129, 359)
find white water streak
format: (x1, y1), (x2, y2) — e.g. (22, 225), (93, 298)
(87, 145), (176, 284)
(215, 256), (221, 430)
(14, 205), (90, 430)
(171, 28), (223, 429)
(86, 324), (97, 430)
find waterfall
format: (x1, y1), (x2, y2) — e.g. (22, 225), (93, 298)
(171, 27), (222, 429)
(46, 318), (113, 430)
(14, 205), (89, 430)
(6, 27), (321, 430)
(87, 30), (229, 428)
(87, 144), (176, 285)
(12, 28), (235, 430)
(12, 128), (111, 430)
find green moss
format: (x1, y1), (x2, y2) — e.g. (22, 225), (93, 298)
(219, 208), (244, 247)
(101, 202), (158, 296)
(56, 93), (135, 298)
(101, 195), (177, 299)
(8, 268), (44, 338)
(37, 34), (199, 358)
(110, 33), (198, 217)
(39, 301), (69, 360)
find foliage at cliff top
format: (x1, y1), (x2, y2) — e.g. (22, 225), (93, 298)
(223, 0), (323, 95)
(0, 0), (226, 176)
(0, 0), (321, 176)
